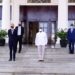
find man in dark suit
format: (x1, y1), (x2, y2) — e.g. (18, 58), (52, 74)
(8, 24), (17, 61)
(67, 24), (75, 54)
(15, 23), (24, 53)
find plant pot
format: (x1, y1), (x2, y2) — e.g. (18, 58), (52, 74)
(60, 39), (67, 47)
(0, 38), (5, 46)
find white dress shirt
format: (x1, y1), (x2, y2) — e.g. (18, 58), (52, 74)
(17, 26), (21, 36)
(11, 29), (14, 34)
(71, 28), (73, 33)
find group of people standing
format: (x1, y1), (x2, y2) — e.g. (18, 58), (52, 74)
(35, 24), (75, 62)
(8, 22), (75, 62)
(8, 25), (47, 62)
(8, 23), (24, 61)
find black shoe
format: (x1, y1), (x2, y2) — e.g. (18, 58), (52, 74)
(69, 52), (74, 54)
(18, 51), (21, 53)
(9, 59), (12, 61)
(38, 60), (44, 62)
(13, 59), (15, 61)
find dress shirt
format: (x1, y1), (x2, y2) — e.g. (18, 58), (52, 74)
(17, 26), (21, 36)
(71, 28), (73, 33)
(11, 29), (14, 34)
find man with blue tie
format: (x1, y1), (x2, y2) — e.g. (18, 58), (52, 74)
(67, 24), (75, 54)
(15, 22), (24, 53)
(8, 24), (17, 61)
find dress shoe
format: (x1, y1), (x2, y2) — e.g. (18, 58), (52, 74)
(9, 59), (12, 61)
(69, 52), (74, 54)
(18, 51), (21, 53)
(13, 59), (15, 61)
(38, 60), (44, 62)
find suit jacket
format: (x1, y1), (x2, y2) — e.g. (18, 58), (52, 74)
(8, 29), (17, 45)
(15, 26), (24, 37)
(67, 28), (75, 41)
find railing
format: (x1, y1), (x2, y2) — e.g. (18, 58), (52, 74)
(68, 0), (75, 3)
(27, 0), (51, 3)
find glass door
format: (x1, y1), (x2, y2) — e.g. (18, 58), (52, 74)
(39, 22), (48, 33)
(51, 21), (57, 46)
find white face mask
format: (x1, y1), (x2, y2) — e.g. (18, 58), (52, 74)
(39, 29), (42, 32)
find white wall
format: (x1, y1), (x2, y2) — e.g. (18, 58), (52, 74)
(11, 0), (19, 27)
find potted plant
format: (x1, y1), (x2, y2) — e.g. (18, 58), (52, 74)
(0, 30), (7, 46)
(56, 29), (67, 47)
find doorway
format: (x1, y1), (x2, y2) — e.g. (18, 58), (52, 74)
(22, 21), (57, 45)
(28, 21), (39, 44)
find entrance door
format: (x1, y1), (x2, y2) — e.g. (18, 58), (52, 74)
(39, 22), (48, 33)
(50, 21), (57, 45)
(28, 22), (39, 44)
(22, 21), (57, 45)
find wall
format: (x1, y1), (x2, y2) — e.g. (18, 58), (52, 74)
(20, 6), (58, 21)
(17, 0), (58, 5)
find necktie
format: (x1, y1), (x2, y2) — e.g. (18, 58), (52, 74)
(11, 29), (14, 34)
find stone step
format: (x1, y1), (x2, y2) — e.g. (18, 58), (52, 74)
(0, 64), (75, 74)
(1, 73), (75, 75)
(0, 57), (75, 63)
(0, 46), (75, 74)
(0, 73), (12, 75)
(0, 51), (69, 55)
(0, 73), (75, 75)
(0, 48), (69, 53)
(15, 73), (75, 75)
(0, 49), (70, 52)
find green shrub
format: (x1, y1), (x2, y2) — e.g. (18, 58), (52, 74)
(56, 29), (67, 40)
(0, 30), (7, 39)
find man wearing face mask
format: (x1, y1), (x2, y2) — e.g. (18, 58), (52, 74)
(67, 24), (75, 54)
(8, 24), (17, 61)
(15, 22), (24, 53)
(35, 28), (48, 61)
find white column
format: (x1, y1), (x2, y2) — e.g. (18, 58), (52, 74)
(12, 0), (19, 27)
(58, 0), (68, 30)
(2, 0), (10, 30)
(56, 0), (68, 46)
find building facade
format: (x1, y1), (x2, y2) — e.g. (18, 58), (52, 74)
(0, 0), (75, 44)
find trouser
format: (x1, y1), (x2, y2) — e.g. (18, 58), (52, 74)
(16, 36), (22, 53)
(69, 41), (74, 54)
(9, 42), (16, 60)
(37, 45), (45, 60)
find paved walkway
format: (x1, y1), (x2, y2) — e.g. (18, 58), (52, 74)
(0, 45), (75, 75)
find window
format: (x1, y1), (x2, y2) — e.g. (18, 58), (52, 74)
(27, 0), (51, 3)
(68, 0), (75, 3)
